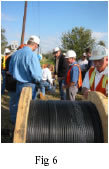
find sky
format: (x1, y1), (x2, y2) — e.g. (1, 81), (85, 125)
(1, 0), (108, 53)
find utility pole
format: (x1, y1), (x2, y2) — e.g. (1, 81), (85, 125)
(20, 1), (27, 45)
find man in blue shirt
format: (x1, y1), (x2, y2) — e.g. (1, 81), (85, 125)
(64, 50), (82, 101)
(9, 35), (42, 124)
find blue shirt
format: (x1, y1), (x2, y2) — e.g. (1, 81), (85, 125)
(9, 46), (42, 83)
(69, 61), (79, 85)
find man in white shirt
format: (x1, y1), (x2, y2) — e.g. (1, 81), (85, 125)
(78, 53), (88, 71)
(40, 64), (55, 96)
(82, 45), (108, 99)
(42, 65), (53, 85)
(78, 52), (88, 80)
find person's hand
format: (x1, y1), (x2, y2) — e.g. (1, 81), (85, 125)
(83, 88), (91, 99)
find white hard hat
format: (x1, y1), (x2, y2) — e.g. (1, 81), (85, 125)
(53, 47), (60, 53)
(28, 35), (40, 45)
(63, 53), (66, 56)
(4, 48), (11, 55)
(90, 45), (107, 60)
(83, 52), (87, 57)
(65, 50), (76, 59)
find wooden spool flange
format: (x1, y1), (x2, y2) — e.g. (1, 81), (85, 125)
(13, 87), (32, 143)
(88, 91), (108, 143)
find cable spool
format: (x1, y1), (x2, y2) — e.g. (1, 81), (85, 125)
(13, 87), (108, 143)
(26, 100), (103, 143)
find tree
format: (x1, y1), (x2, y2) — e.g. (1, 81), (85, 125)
(1, 27), (8, 54)
(98, 40), (106, 47)
(61, 27), (95, 60)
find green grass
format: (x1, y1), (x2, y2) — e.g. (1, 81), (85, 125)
(40, 57), (54, 65)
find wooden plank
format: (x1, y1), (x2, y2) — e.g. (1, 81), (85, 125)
(88, 91), (108, 143)
(13, 87), (32, 143)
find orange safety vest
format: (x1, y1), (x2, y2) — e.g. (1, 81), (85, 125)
(66, 64), (82, 88)
(89, 67), (108, 95)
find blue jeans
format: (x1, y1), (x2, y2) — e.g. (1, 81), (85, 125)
(14, 82), (37, 123)
(8, 91), (17, 124)
(58, 79), (66, 100)
(39, 81), (53, 96)
(1, 70), (6, 95)
(16, 82), (37, 100)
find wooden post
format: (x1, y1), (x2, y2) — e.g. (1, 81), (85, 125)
(20, 1), (27, 45)
(13, 87), (32, 143)
(88, 91), (108, 143)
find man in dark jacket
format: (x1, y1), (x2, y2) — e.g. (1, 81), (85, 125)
(53, 47), (68, 100)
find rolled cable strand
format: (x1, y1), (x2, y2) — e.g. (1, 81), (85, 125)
(26, 100), (104, 143)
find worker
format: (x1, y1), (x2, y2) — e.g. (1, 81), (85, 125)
(5, 54), (17, 125)
(78, 52), (88, 80)
(17, 43), (42, 61)
(1, 48), (11, 95)
(82, 45), (108, 99)
(53, 47), (68, 100)
(85, 47), (93, 70)
(39, 64), (55, 98)
(9, 35), (42, 124)
(64, 50), (82, 101)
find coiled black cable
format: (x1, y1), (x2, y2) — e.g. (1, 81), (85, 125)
(26, 100), (104, 143)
